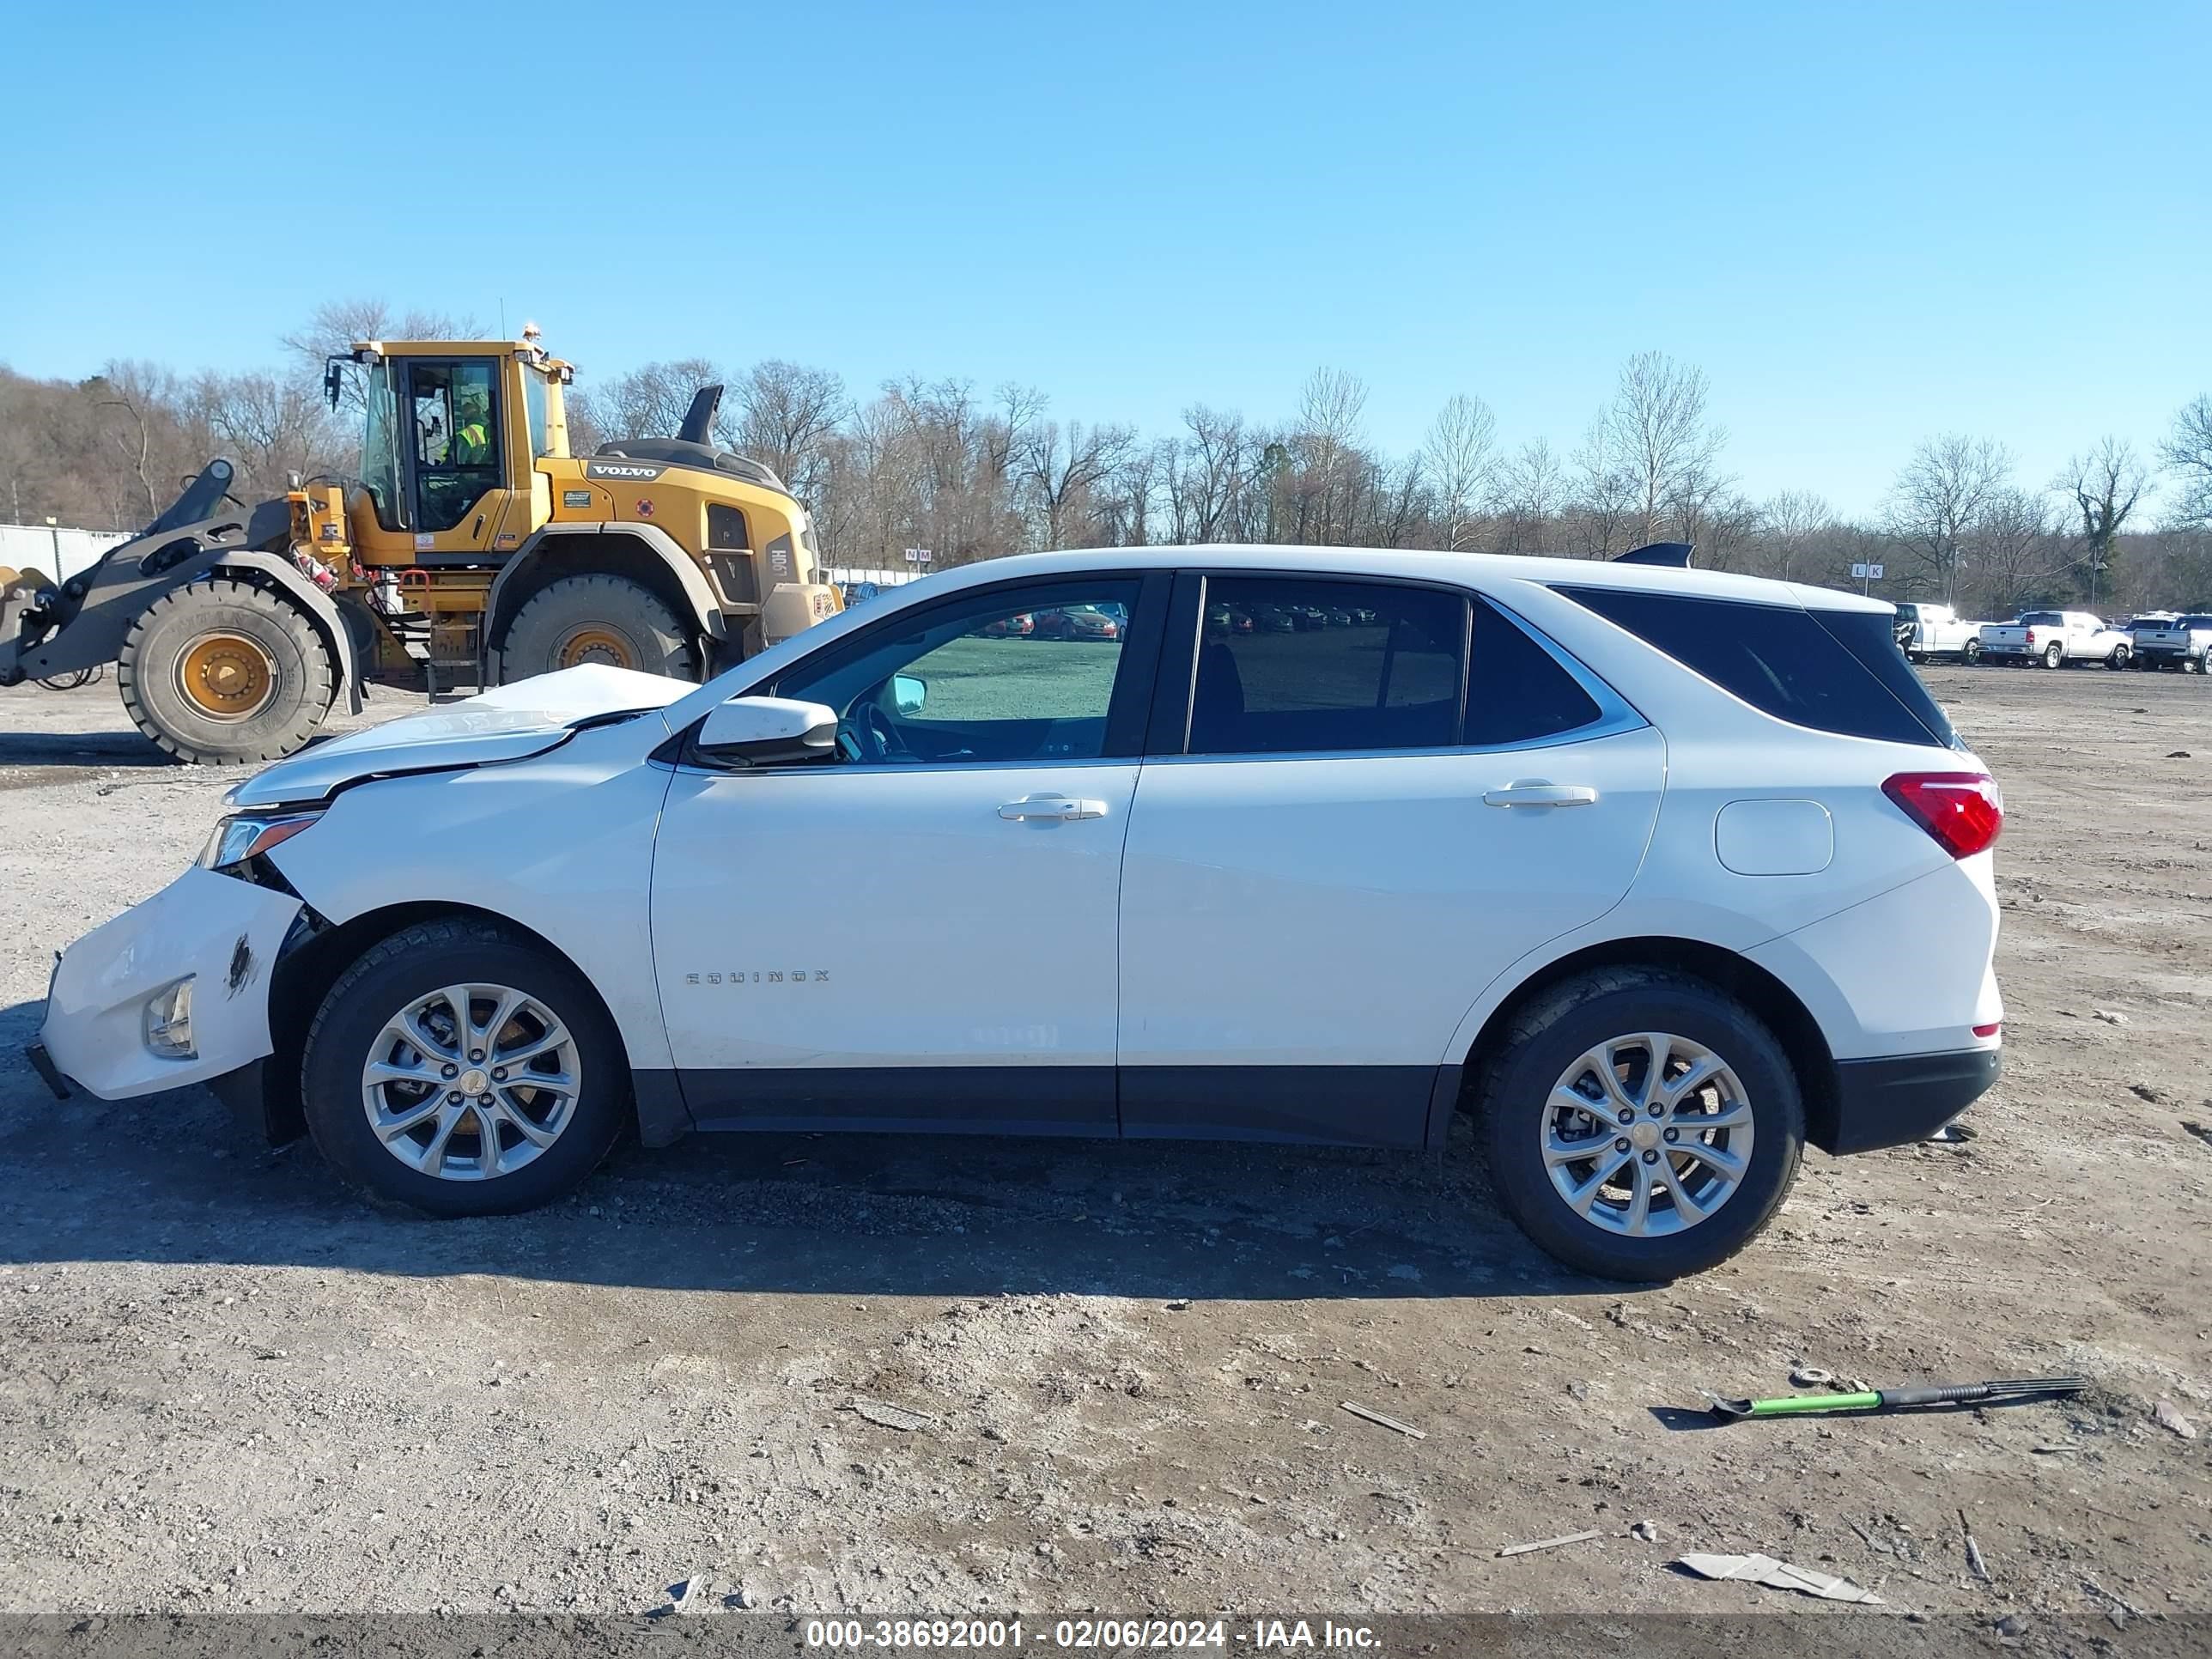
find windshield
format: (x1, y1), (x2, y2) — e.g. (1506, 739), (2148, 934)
(360, 360), (407, 530)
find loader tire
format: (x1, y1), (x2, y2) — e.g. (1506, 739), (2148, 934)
(118, 579), (335, 765)
(497, 574), (699, 682)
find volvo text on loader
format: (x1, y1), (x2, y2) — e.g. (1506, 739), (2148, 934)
(0, 329), (842, 763)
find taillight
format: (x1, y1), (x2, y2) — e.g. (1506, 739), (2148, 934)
(1883, 772), (2003, 859)
(2024, 629), (2037, 646)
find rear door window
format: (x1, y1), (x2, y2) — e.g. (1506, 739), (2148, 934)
(1558, 586), (1959, 749)
(1189, 578), (1465, 754)
(1464, 599), (1606, 745)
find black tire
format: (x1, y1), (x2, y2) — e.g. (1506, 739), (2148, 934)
(2107, 645), (2130, 670)
(2043, 642), (2064, 669)
(117, 578), (334, 764)
(1962, 640), (1983, 665)
(498, 574), (700, 682)
(1476, 969), (1805, 1281)
(300, 918), (629, 1217)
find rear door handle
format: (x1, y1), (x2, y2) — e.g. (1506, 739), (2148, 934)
(999, 793), (1107, 822)
(1483, 780), (1598, 808)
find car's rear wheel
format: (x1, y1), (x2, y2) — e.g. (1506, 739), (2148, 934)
(301, 919), (628, 1216)
(1476, 969), (1804, 1280)
(2043, 642), (2064, 668)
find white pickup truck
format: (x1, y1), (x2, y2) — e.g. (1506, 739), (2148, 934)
(1893, 601), (1991, 664)
(2130, 613), (2212, 673)
(1978, 610), (2133, 669)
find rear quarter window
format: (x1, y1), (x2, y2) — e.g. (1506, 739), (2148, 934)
(1556, 586), (1960, 749)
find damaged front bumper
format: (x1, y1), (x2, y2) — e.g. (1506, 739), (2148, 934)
(34, 866), (301, 1101)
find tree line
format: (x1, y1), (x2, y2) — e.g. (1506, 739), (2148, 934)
(5, 298), (2210, 617)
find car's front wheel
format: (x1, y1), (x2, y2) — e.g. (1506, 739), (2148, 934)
(1477, 969), (1804, 1280)
(301, 919), (629, 1215)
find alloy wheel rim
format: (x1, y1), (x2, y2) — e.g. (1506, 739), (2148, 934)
(1540, 1032), (1754, 1238)
(360, 983), (580, 1181)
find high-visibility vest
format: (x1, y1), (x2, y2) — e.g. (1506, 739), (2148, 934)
(454, 422), (490, 464)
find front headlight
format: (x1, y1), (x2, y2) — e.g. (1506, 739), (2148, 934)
(199, 811), (323, 872)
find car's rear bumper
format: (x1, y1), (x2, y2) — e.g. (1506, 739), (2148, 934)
(1825, 1046), (2001, 1154)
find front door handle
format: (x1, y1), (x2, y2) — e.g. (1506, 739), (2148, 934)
(999, 793), (1107, 822)
(1483, 780), (1598, 808)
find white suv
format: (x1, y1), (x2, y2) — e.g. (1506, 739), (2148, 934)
(32, 545), (2004, 1281)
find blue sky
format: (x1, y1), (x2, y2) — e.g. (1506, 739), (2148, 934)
(3, 0), (2205, 517)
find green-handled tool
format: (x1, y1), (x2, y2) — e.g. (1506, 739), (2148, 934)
(1708, 1375), (2087, 1420)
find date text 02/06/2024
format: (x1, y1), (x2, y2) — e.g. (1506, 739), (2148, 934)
(802, 1619), (1381, 1650)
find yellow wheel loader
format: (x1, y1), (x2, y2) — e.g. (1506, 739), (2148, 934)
(0, 330), (842, 763)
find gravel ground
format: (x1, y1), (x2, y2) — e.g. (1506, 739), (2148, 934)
(0, 664), (2207, 1627)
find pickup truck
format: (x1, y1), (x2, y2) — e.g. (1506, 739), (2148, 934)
(2131, 613), (2212, 673)
(1978, 610), (2133, 669)
(1893, 601), (1991, 664)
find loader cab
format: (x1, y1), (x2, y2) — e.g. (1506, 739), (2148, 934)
(345, 341), (568, 559)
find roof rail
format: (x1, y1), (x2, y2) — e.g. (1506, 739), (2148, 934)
(1613, 541), (1695, 568)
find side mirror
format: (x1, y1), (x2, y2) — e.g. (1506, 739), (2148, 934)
(696, 696), (839, 767)
(891, 673), (927, 716)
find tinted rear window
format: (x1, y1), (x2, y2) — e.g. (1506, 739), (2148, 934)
(2019, 611), (2063, 627)
(1466, 599), (1604, 745)
(1557, 586), (1959, 749)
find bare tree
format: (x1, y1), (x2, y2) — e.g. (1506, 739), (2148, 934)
(1569, 410), (1638, 557)
(1018, 419), (1135, 547)
(1602, 351), (1727, 545)
(732, 360), (848, 503)
(191, 371), (349, 496)
(1421, 393), (1497, 551)
(2160, 395), (2212, 528)
(282, 300), (483, 411)
(94, 392), (160, 521)
(1885, 435), (2013, 603)
(1967, 488), (2062, 618)
(1754, 489), (1834, 580)
(575, 358), (721, 444)
(1490, 438), (1564, 554)
(2057, 437), (2148, 611)
(1170, 405), (1251, 544)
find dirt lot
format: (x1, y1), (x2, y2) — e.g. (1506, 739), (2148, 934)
(0, 663), (2207, 1630)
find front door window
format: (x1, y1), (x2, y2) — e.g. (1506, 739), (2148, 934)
(776, 580), (1144, 765)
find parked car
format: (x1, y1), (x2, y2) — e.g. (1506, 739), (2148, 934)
(978, 611), (1034, 638)
(1978, 610), (2132, 669)
(2130, 614), (2212, 673)
(1893, 601), (1990, 664)
(31, 546), (2003, 1282)
(1030, 605), (1121, 641)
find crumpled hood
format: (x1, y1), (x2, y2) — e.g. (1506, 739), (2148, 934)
(226, 665), (690, 808)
